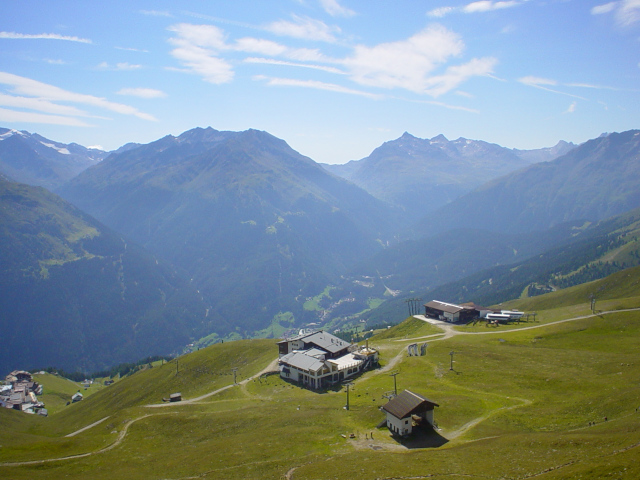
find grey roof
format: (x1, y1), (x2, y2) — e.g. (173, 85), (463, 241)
(303, 348), (327, 358)
(382, 390), (439, 419)
(280, 352), (325, 372)
(302, 331), (350, 354)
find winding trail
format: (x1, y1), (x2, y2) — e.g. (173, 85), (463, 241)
(1, 414), (164, 467)
(0, 359), (280, 467)
(65, 415), (110, 437)
(145, 357), (279, 408)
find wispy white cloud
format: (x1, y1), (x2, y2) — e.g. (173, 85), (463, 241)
(520, 76), (620, 93)
(115, 46), (149, 53)
(428, 6), (456, 18)
(428, 0), (527, 17)
(168, 22), (496, 99)
(244, 57), (345, 74)
(455, 90), (475, 98)
(167, 23), (234, 84)
(116, 88), (167, 98)
(0, 71), (157, 121)
(519, 76), (588, 99)
(0, 93), (90, 117)
(0, 107), (93, 126)
(564, 101), (577, 113)
(167, 23), (340, 83)
(44, 59), (67, 65)
(254, 75), (381, 98)
(319, 0), (356, 17)
(265, 15), (340, 42)
(97, 62), (143, 71)
(411, 98), (480, 113)
(0, 31), (92, 43)
(344, 25), (464, 93)
(234, 37), (288, 56)
(591, 0), (640, 27)
(565, 82), (619, 90)
(422, 57), (498, 96)
(591, 2), (618, 15)
(464, 1), (520, 13)
(140, 10), (173, 17)
(519, 76), (557, 86)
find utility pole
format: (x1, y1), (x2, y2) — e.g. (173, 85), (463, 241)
(344, 382), (354, 410)
(232, 367), (238, 385)
(390, 371), (399, 396)
(449, 351), (456, 371)
(589, 294), (596, 313)
(176, 358), (179, 375)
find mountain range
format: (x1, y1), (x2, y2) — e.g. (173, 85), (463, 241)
(0, 128), (107, 189)
(323, 132), (575, 218)
(57, 127), (401, 340)
(417, 130), (640, 235)
(3, 125), (640, 373)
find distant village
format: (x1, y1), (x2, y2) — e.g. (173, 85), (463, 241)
(1, 370), (47, 415)
(0, 370), (101, 416)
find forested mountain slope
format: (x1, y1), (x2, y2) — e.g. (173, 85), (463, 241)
(0, 177), (208, 373)
(58, 127), (402, 337)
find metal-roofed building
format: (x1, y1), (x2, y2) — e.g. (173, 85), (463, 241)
(423, 300), (478, 323)
(382, 390), (439, 436)
(277, 331), (378, 390)
(277, 331), (351, 359)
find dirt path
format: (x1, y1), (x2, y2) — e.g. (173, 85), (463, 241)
(0, 413), (167, 467)
(145, 357), (280, 408)
(0, 359), (281, 467)
(65, 416), (110, 437)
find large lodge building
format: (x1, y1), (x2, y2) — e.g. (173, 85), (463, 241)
(277, 331), (378, 390)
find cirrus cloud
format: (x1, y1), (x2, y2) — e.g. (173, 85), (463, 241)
(591, 0), (640, 27)
(0, 71), (157, 123)
(116, 88), (167, 98)
(319, 0), (356, 17)
(0, 31), (92, 43)
(428, 0), (527, 17)
(265, 15), (340, 42)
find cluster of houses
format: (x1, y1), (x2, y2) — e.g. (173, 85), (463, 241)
(0, 370), (47, 416)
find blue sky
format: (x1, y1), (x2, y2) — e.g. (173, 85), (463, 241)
(1, 0), (639, 164)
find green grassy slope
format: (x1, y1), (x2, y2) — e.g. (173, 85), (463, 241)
(1, 269), (639, 479)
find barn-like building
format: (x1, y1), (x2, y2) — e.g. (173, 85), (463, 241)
(382, 390), (439, 436)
